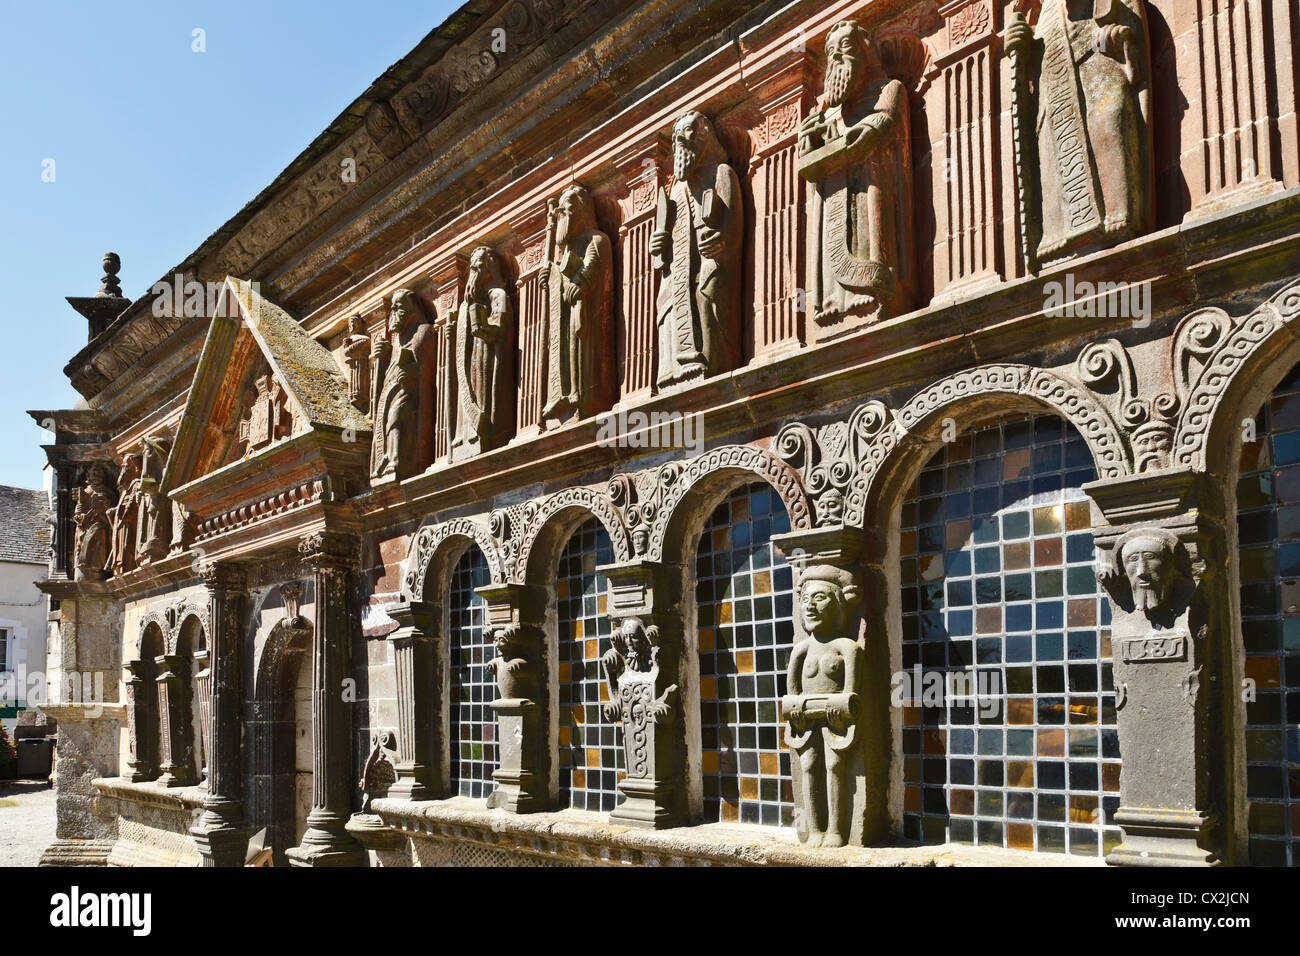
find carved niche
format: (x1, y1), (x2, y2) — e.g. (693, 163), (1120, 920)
(451, 246), (514, 459)
(799, 19), (916, 336)
(1004, 0), (1152, 269)
(371, 288), (438, 480)
(651, 111), (744, 388)
(541, 184), (614, 428)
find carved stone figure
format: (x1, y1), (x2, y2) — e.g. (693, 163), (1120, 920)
(73, 465), (114, 582)
(230, 372), (293, 461)
(1121, 529), (1176, 615)
(541, 184), (613, 427)
(799, 20), (914, 330)
(486, 624), (535, 701)
(342, 315), (372, 413)
(135, 436), (172, 564)
(650, 111), (743, 387)
(452, 246), (513, 457)
(358, 730), (398, 813)
(371, 289), (437, 480)
(783, 565), (863, 848)
(1005, 0), (1151, 267)
(107, 453), (142, 576)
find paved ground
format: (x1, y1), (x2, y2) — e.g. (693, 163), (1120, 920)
(0, 780), (57, 867)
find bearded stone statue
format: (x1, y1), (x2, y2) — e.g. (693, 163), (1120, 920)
(1005, 0), (1152, 264)
(452, 246), (513, 459)
(371, 288), (437, 480)
(1118, 529), (1178, 617)
(798, 19), (914, 333)
(650, 111), (743, 387)
(783, 565), (864, 848)
(542, 184), (613, 428)
(107, 452), (142, 576)
(73, 465), (114, 582)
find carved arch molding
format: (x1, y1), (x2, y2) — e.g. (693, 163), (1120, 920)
(136, 600), (211, 657)
(402, 276), (1300, 598)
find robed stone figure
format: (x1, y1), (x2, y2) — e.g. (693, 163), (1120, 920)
(1005, 0), (1151, 264)
(650, 111), (743, 388)
(451, 246), (513, 459)
(542, 184), (613, 428)
(799, 19), (914, 330)
(73, 465), (114, 582)
(371, 288), (437, 480)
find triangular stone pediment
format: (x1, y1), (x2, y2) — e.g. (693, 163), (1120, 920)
(163, 278), (371, 493)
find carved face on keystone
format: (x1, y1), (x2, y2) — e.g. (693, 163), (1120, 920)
(672, 111), (718, 182)
(1121, 533), (1176, 613)
(556, 185), (594, 248)
(800, 579), (845, 637)
(824, 21), (868, 107)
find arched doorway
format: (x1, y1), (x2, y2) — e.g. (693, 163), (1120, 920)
(250, 618), (313, 865)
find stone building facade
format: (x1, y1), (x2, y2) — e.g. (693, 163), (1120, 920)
(32, 0), (1300, 866)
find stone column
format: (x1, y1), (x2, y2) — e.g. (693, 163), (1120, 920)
(190, 563), (250, 867)
(1085, 468), (1229, 866)
(123, 659), (155, 782)
(597, 560), (685, 828)
(192, 649), (212, 785)
(477, 583), (548, 812)
(772, 526), (889, 847)
(387, 601), (441, 800)
(287, 532), (367, 867)
(154, 654), (194, 787)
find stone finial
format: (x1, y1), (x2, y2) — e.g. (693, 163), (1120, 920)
(99, 252), (123, 298)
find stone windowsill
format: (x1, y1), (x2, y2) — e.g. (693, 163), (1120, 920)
(371, 796), (1105, 867)
(93, 776), (207, 812)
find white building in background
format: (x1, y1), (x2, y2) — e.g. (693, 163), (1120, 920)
(0, 483), (52, 736)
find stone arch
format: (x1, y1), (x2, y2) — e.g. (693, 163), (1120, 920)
(516, 487), (632, 586)
(250, 617), (313, 865)
(844, 364), (1129, 529)
(650, 444), (812, 566)
(1172, 276), (1300, 475)
(137, 611), (171, 659)
(404, 517), (503, 601)
(173, 605), (209, 655)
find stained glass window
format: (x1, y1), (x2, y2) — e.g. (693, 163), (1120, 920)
(448, 547), (495, 798)
(900, 414), (1121, 856)
(697, 483), (795, 827)
(557, 518), (621, 812)
(1239, 363), (1300, 866)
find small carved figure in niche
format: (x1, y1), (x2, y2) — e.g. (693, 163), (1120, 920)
(107, 453), (142, 576)
(1005, 0), (1151, 266)
(650, 111), (743, 387)
(135, 436), (172, 564)
(487, 625), (535, 701)
(342, 315), (372, 413)
(601, 618), (676, 721)
(783, 566), (863, 847)
(452, 246), (514, 455)
(73, 465), (114, 582)
(371, 289), (437, 480)
(541, 184), (613, 427)
(799, 19), (914, 329)
(358, 730), (398, 813)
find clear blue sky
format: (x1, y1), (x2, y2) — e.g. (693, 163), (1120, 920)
(0, 0), (458, 489)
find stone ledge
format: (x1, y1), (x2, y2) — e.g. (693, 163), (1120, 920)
(93, 777), (207, 812)
(372, 797), (1105, 867)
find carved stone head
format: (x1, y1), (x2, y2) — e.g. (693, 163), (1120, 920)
(823, 20), (880, 107)
(615, 618), (655, 673)
(347, 314), (366, 337)
(671, 111), (725, 182)
(798, 565), (861, 638)
(117, 453), (141, 488)
(467, 246), (503, 301)
(1117, 528), (1179, 615)
(556, 184), (595, 248)
(388, 288), (426, 335)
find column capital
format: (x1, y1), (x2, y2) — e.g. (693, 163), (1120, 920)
(387, 599), (437, 641)
(201, 560), (247, 594)
(298, 530), (361, 570)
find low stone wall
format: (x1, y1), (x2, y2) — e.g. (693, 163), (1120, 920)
(371, 797), (1104, 867)
(93, 778), (205, 867)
